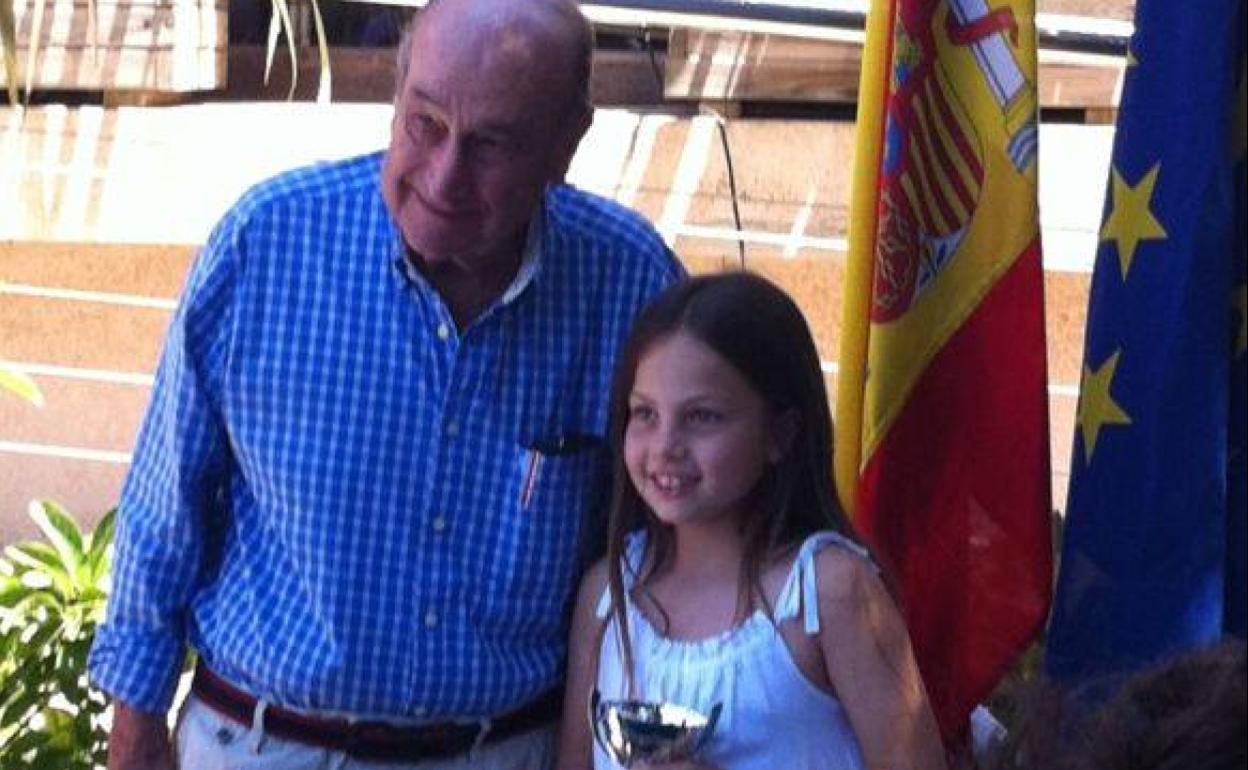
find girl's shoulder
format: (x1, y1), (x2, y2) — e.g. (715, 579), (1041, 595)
(811, 544), (886, 607)
(785, 530), (877, 591)
(773, 531), (885, 634)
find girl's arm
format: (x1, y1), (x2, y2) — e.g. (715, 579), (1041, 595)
(555, 558), (610, 770)
(814, 550), (948, 770)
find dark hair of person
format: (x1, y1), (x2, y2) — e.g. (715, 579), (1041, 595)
(602, 271), (862, 689)
(984, 641), (1247, 770)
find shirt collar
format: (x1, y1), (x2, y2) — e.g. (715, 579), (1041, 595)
(392, 195), (546, 308)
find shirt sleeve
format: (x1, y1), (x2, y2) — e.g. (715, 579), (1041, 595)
(88, 212), (242, 714)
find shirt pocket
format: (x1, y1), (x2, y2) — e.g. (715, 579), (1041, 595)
(489, 438), (607, 611)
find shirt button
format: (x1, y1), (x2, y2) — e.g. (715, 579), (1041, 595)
(445, 421), (460, 438)
(436, 323), (451, 341)
(424, 610), (440, 629)
(431, 516), (447, 533)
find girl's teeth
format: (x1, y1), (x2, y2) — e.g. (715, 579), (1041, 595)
(655, 474), (690, 492)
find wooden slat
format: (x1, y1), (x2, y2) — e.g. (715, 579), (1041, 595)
(0, 455), (127, 544)
(11, 0), (225, 48)
(1038, 0), (1133, 21)
(215, 45), (671, 106)
(664, 29), (1125, 112)
(666, 30), (859, 103)
(0, 242), (195, 297)
(1038, 48), (1125, 114)
(2, 0), (226, 91)
(0, 45), (225, 90)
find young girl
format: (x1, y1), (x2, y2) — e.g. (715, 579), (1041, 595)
(555, 273), (947, 770)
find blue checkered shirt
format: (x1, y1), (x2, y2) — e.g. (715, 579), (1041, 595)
(89, 152), (682, 717)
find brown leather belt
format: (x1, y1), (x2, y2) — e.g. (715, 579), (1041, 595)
(191, 662), (562, 762)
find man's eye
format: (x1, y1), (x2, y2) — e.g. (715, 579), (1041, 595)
(406, 113), (443, 139)
(470, 135), (512, 159)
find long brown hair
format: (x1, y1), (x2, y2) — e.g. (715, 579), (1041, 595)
(602, 272), (861, 689)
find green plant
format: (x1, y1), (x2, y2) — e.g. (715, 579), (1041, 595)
(0, 365), (42, 405)
(0, 500), (115, 769)
(0, 282), (43, 405)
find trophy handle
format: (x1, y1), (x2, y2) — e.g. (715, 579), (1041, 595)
(693, 702), (723, 754)
(588, 689), (611, 756)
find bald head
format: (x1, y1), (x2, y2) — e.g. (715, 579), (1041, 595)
(395, 0), (593, 120)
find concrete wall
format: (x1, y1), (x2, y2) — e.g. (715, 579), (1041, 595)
(1, 104), (1107, 542)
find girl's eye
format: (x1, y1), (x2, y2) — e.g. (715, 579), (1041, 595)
(629, 404), (656, 424)
(687, 408), (721, 425)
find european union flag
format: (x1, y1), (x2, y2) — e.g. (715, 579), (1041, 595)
(1045, 0), (1247, 684)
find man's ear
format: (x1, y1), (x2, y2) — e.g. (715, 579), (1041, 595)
(551, 105), (593, 183)
(768, 409), (800, 464)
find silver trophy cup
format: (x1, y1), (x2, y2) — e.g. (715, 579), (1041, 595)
(590, 689), (722, 767)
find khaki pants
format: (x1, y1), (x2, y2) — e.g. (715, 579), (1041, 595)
(175, 694), (556, 770)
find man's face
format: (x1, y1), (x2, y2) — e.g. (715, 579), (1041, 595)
(381, 19), (584, 271)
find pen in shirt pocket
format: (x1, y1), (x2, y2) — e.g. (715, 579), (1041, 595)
(518, 433), (603, 510)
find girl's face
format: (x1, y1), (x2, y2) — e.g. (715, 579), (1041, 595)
(624, 331), (786, 532)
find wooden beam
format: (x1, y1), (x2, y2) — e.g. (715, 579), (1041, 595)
(665, 30), (860, 104)
(215, 45), (672, 106)
(9, 0), (226, 48)
(664, 29), (1125, 110)
(1, 0), (227, 91)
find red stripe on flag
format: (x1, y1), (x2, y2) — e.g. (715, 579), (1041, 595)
(920, 79), (977, 214)
(928, 73), (984, 182)
(909, 115), (960, 232)
(858, 239), (1053, 741)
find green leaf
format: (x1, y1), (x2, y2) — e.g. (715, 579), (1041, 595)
(266, 0), (299, 99)
(84, 509), (116, 586)
(308, 0), (332, 103)
(20, 0), (47, 104)
(41, 706), (76, 750)
(18, 615), (63, 652)
(5, 542), (63, 576)
(29, 500), (86, 575)
(86, 509), (116, 561)
(0, 366), (43, 406)
(0, 0), (19, 104)
(0, 574), (36, 609)
(0, 725), (52, 759)
(11, 592), (62, 624)
(5, 543), (73, 600)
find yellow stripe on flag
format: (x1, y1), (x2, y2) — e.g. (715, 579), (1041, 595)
(834, 0), (895, 518)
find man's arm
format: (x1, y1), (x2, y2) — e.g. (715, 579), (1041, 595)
(90, 214), (243, 749)
(107, 702), (174, 770)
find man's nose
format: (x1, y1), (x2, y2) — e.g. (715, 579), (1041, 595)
(426, 139), (469, 201)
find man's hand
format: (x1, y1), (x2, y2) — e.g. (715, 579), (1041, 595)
(107, 701), (174, 770)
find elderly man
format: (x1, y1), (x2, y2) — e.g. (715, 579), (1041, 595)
(89, 0), (682, 767)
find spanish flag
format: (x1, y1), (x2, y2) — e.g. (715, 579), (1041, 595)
(835, 0), (1053, 742)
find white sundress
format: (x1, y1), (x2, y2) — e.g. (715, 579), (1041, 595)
(593, 531), (872, 770)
